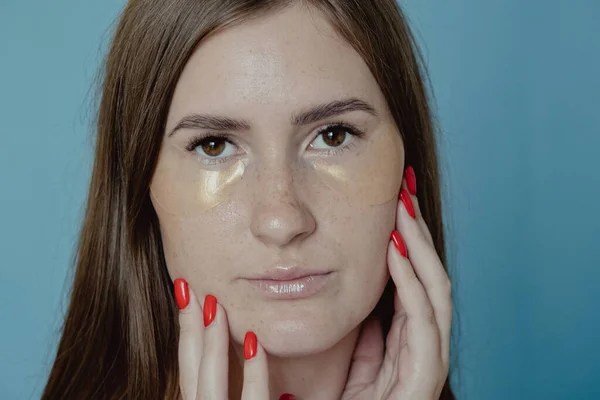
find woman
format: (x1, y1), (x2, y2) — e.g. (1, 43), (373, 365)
(42, 0), (455, 399)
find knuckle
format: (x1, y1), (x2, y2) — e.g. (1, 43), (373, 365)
(411, 223), (427, 243)
(404, 268), (420, 285)
(178, 317), (196, 335)
(399, 335), (408, 350)
(444, 277), (452, 296)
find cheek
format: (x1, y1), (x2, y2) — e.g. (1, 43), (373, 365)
(154, 208), (236, 289)
(345, 204), (396, 318)
(303, 198), (395, 335)
(349, 202), (395, 276)
(318, 196), (396, 286)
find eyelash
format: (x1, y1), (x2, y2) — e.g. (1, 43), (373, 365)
(184, 133), (232, 165)
(184, 122), (366, 165)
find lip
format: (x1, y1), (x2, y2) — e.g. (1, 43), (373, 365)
(245, 266), (331, 281)
(241, 266), (334, 299)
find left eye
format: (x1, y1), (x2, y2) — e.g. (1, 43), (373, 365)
(189, 136), (236, 159)
(309, 125), (357, 150)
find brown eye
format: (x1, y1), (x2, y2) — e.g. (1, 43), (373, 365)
(200, 137), (226, 157)
(309, 123), (363, 152)
(321, 126), (347, 147)
(186, 134), (237, 162)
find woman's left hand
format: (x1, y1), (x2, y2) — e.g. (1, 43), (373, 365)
(342, 171), (452, 400)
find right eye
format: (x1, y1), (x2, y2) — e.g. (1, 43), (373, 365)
(186, 135), (237, 160)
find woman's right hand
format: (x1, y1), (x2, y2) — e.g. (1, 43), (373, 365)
(174, 279), (271, 400)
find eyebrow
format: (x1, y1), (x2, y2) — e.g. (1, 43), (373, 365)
(167, 98), (377, 137)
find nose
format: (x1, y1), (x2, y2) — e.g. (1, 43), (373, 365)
(249, 163), (316, 248)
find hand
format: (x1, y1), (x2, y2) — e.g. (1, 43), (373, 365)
(342, 167), (452, 400)
(174, 281), (270, 399)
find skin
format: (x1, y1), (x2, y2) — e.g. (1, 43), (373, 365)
(150, 4), (451, 399)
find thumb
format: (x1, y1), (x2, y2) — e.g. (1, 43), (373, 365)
(345, 317), (384, 390)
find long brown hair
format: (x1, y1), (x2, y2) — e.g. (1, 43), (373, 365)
(42, 1), (455, 398)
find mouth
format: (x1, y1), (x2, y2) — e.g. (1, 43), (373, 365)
(241, 267), (334, 299)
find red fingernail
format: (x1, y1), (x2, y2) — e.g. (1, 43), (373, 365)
(203, 295), (217, 327)
(400, 189), (416, 219)
(244, 331), (257, 360)
(391, 230), (408, 258)
(405, 165), (417, 195)
(279, 394), (296, 400)
(174, 279), (189, 310)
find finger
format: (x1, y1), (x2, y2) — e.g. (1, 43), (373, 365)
(345, 318), (384, 391)
(400, 178), (433, 246)
(198, 295), (229, 398)
(379, 291), (407, 390)
(241, 331), (270, 400)
(388, 289), (406, 355)
(386, 237), (440, 373)
(176, 280), (203, 400)
(397, 190), (453, 369)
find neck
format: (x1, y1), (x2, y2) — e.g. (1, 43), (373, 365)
(229, 326), (361, 400)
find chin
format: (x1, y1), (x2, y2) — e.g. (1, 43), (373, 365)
(257, 318), (349, 357)
(231, 302), (361, 357)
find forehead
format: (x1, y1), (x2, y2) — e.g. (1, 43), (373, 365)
(167, 5), (386, 124)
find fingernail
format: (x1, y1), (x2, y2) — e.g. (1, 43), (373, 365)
(174, 279), (189, 310)
(203, 295), (217, 327)
(400, 189), (416, 219)
(279, 394), (297, 400)
(405, 165), (417, 195)
(244, 331), (257, 360)
(391, 230), (408, 258)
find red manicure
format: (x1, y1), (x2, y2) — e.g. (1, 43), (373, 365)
(405, 165), (417, 195)
(279, 394), (297, 400)
(244, 331), (257, 360)
(203, 295), (217, 327)
(400, 189), (416, 219)
(174, 279), (189, 310)
(391, 230), (408, 258)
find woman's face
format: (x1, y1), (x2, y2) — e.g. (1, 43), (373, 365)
(151, 4), (405, 356)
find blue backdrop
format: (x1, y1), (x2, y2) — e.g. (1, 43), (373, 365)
(1, 1), (598, 398)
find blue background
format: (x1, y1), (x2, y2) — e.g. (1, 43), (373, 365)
(1, 0), (598, 398)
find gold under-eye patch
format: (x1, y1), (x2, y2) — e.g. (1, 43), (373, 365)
(149, 129), (403, 218)
(311, 128), (403, 206)
(150, 148), (246, 218)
